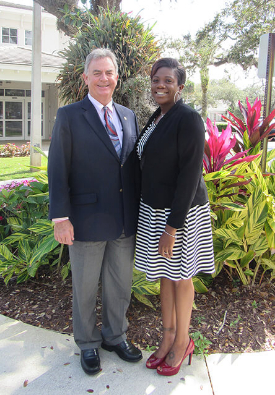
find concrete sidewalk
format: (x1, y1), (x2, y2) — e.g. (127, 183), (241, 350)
(0, 315), (274, 395)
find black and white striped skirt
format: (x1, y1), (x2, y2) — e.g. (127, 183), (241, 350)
(135, 200), (215, 281)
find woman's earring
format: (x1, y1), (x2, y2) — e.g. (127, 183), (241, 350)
(174, 91), (181, 104)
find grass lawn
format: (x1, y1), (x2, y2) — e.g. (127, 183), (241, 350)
(0, 156), (48, 181)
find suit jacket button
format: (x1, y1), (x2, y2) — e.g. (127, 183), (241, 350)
(120, 188), (123, 192)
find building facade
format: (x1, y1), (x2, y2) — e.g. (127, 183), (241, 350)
(0, 1), (69, 144)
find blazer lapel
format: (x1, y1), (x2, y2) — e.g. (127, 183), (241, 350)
(114, 104), (131, 164)
(136, 107), (160, 159)
(137, 100), (183, 158)
(81, 96), (120, 161)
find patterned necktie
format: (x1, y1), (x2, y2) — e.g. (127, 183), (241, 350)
(103, 106), (122, 158)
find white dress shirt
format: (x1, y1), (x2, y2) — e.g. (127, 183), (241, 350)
(88, 93), (123, 146)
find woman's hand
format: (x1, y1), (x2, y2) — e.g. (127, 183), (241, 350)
(158, 225), (177, 259)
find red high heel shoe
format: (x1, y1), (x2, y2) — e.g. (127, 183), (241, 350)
(146, 353), (166, 369)
(157, 338), (195, 376)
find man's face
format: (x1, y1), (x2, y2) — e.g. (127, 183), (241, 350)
(83, 57), (118, 105)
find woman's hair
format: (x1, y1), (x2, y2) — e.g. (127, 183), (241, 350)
(150, 58), (186, 85)
(84, 48), (118, 74)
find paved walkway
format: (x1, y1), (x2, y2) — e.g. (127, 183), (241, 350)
(0, 315), (274, 395)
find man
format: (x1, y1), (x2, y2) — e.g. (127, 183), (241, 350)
(48, 48), (142, 375)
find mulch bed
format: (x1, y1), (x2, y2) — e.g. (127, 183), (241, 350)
(0, 269), (274, 354)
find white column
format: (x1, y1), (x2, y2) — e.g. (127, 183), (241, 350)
(258, 33), (275, 173)
(30, 1), (42, 169)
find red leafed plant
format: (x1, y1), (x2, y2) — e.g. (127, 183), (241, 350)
(222, 97), (275, 149)
(203, 118), (260, 174)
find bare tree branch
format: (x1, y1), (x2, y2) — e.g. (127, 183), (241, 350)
(34, 0), (78, 36)
(33, 0), (122, 36)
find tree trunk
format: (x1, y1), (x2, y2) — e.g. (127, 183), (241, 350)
(200, 67), (209, 121)
(34, 0), (122, 36)
(34, 0), (77, 18)
(90, 0), (121, 14)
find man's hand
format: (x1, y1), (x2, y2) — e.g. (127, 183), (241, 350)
(54, 220), (74, 245)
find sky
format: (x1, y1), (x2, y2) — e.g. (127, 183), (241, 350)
(121, 0), (228, 38)
(3, 0), (261, 87)
(3, 0), (228, 38)
(120, 0), (260, 87)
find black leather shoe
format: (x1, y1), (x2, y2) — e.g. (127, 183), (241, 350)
(81, 349), (101, 375)
(101, 340), (142, 362)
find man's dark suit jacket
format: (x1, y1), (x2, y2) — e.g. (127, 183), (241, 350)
(138, 99), (208, 230)
(48, 95), (139, 241)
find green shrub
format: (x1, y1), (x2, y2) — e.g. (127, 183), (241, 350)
(131, 269), (160, 309)
(0, 176), (67, 283)
(57, 7), (160, 125)
(215, 122), (228, 133)
(120, 74), (156, 129)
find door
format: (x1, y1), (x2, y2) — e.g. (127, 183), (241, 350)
(25, 99), (45, 139)
(4, 100), (23, 139)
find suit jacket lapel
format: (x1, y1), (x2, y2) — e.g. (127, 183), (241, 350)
(137, 100), (183, 158)
(81, 96), (120, 161)
(114, 103), (130, 164)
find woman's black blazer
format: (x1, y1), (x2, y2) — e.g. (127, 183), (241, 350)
(138, 99), (209, 229)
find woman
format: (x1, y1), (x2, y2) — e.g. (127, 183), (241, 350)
(135, 58), (215, 376)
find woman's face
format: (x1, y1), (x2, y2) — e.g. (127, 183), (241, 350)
(151, 67), (184, 108)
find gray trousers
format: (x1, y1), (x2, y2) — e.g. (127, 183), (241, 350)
(69, 233), (135, 350)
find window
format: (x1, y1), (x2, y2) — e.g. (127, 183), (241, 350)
(26, 90), (45, 97)
(5, 89), (25, 97)
(25, 30), (32, 46)
(2, 28), (18, 44)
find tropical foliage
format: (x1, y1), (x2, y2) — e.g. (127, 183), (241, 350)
(0, 177), (64, 284)
(223, 98), (275, 151)
(203, 118), (260, 173)
(0, 149), (70, 284)
(204, 98), (275, 286)
(57, 7), (160, 111)
(131, 269), (160, 309)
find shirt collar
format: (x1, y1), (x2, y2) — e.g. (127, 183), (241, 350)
(88, 93), (114, 113)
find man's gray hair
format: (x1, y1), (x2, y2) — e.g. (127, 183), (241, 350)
(84, 48), (118, 74)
